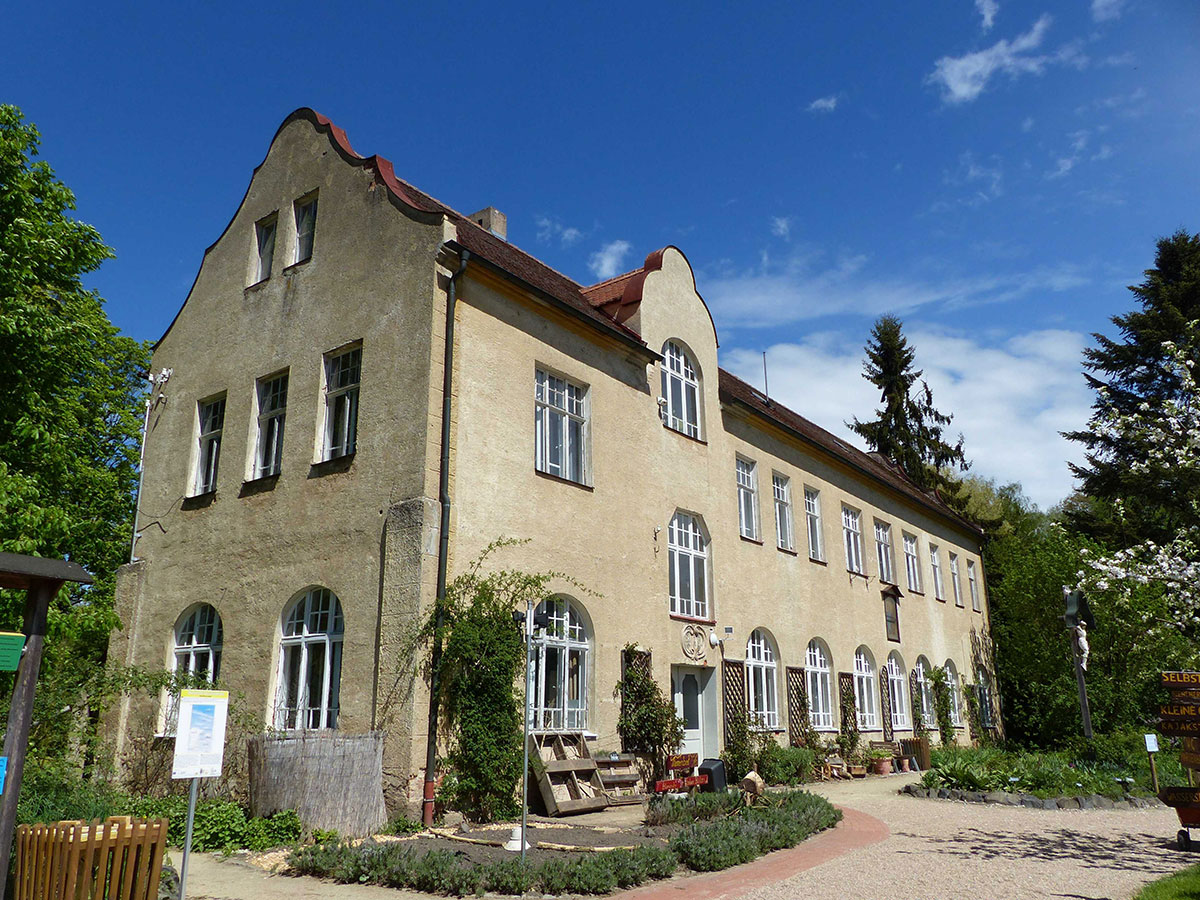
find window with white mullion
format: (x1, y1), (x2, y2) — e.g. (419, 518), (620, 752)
(914, 658), (935, 728)
(930, 545), (945, 600)
(805, 640), (834, 729)
(887, 654), (910, 730)
(530, 597), (590, 732)
(324, 347), (361, 460)
(968, 560), (981, 611)
(804, 488), (824, 560)
(661, 341), (701, 438)
(535, 369), (586, 484)
(195, 397), (225, 494)
(875, 521), (894, 583)
(903, 533), (922, 592)
(842, 506), (864, 574)
(736, 458), (759, 540)
(945, 660), (963, 725)
(255, 215), (277, 282)
(276, 587), (344, 730)
(773, 474), (793, 550)
(668, 512), (708, 619)
(853, 648), (878, 730)
(255, 373), (288, 478)
(745, 629), (779, 729)
(950, 552), (964, 607)
(294, 195), (318, 264)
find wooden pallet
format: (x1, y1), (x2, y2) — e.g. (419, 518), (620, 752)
(594, 753), (645, 805)
(529, 733), (610, 816)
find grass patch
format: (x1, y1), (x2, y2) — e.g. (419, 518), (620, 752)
(1132, 862), (1200, 899)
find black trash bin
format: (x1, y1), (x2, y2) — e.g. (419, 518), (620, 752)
(698, 758), (727, 793)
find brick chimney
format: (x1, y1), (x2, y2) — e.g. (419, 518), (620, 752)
(468, 207), (507, 241)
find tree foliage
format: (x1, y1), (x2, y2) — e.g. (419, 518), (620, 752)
(614, 646), (683, 779)
(848, 315), (968, 496)
(0, 104), (149, 760)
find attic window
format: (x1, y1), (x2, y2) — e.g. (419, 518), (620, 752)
(294, 195), (317, 264)
(255, 214), (277, 282)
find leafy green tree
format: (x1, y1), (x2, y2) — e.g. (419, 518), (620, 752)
(0, 105), (149, 758)
(848, 315), (968, 496)
(1065, 230), (1200, 547)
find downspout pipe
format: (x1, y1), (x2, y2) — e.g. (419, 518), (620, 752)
(423, 246), (469, 826)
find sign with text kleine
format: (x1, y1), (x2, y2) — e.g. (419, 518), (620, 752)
(171, 689), (229, 779)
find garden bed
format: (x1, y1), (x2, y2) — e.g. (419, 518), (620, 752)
(900, 782), (1166, 809)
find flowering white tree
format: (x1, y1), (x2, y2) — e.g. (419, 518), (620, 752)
(1078, 330), (1200, 627)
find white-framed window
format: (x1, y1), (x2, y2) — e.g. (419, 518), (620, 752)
(805, 639), (834, 730)
(903, 533), (922, 593)
(660, 340), (701, 438)
(976, 665), (994, 728)
(255, 372), (288, 478)
(736, 458), (759, 540)
(323, 345), (361, 460)
(195, 395), (226, 494)
(531, 597), (589, 732)
(294, 194), (318, 264)
(668, 512), (709, 619)
(930, 545), (945, 601)
(884, 594), (901, 642)
(887, 653), (910, 730)
(745, 629), (779, 729)
(255, 214), (277, 282)
(804, 488), (824, 561)
(842, 506), (864, 574)
(853, 647), (878, 730)
(773, 474), (793, 551)
(950, 552), (964, 607)
(968, 560), (981, 611)
(164, 604), (224, 735)
(875, 521), (894, 583)
(275, 587), (344, 730)
(914, 657), (935, 728)
(945, 659), (962, 726)
(535, 368), (587, 484)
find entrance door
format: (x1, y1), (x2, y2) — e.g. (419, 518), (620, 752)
(673, 667), (705, 759)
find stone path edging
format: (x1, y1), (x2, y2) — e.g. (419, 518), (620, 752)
(900, 783), (1167, 810)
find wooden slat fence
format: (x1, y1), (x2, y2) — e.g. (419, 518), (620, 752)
(14, 817), (168, 900)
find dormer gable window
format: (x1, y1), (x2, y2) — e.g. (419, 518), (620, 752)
(660, 340), (701, 438)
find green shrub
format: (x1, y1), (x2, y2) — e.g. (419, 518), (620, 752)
(287, 841), (360, 878)
(615, 645), (685, 779)
(670, 819), (759, 871)
(243, 809), (303, 850)
(757, 744), (814, 785)
(480, 858), (535, 894)
(536, 859), (573, 895)
(386, 814), (424, 835)
(632, 845), (677, 879)
(645, 789), (744, 825)
(15, 764), (125, 826)
(923, 743), (1149, 798)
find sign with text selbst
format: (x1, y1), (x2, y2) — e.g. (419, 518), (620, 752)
(171, 689), (229, 779)
(1162, 672), (1200, 689)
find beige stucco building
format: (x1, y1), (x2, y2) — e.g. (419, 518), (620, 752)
(110, 108), (999, 808)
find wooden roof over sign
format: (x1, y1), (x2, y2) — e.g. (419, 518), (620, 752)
(0, 553), (93, 591)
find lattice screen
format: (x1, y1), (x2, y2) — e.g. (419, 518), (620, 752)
(785, 666), (808, 747)
(879, 670), (893, 742)
(722, 659), (746, 745)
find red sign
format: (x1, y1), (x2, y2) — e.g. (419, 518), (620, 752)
(684, 774), (709, 788)
(654, 779), (683, 793)
(667, 753), (699, 771)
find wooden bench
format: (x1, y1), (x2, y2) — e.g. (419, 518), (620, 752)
(869, 740), (902, 758)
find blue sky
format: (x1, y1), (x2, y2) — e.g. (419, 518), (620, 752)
(5, 1), (1198, 508)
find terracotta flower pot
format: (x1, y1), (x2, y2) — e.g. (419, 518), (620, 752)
(898, 757), (911, 773)
(871, 758), (893, 776)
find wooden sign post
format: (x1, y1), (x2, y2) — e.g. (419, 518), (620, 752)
(1158, 673), (1200, 807)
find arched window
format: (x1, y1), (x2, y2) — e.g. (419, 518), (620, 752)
(886, 653), (909, 730)
(853, 647), (878, 730)
(668, 512), (709, 619)
(661, 341), (701, 438)
(531, 597), (590, 732)
(745, 629), (779, 729)
(174, 604), (223, 682)
(944, 660), (962, 726)
(276, 587), (344, 730)
(805, 640), (834, 730)
(914, 656), (935, 728)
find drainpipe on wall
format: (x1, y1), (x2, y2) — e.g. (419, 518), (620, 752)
(422, 247), (469, 826)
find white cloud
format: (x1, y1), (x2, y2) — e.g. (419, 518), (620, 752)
(944, 151), (1003, 203)
(771, 217), (792, 238)
(1091, 0), (1125, 22)
(722, 326), (1091, 509)
(535, 216), (584, 247)
(927, 15), (1076, 104)
(1045, 129), (1109, 179)
(975, 0), (999, 30)
(1021, 116), (1035, 132)
(807, 95), (839, 113)
(588, 240), (633, 280)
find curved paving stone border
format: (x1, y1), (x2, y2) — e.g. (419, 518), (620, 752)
(899, 782), (1166, 810)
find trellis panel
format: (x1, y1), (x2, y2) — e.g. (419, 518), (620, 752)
(785, 666), (808, 747)
(879, 670), (894, 742)
(837, 671), (856, 736)
(722, 659), (746, 745)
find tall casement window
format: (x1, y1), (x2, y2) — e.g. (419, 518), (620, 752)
(842, 506), (864, 574)
(929, 545), (945, 601)
(165, 604), (223, 734)
(886, 653), (910, 730)
(534, 369), (587, 484)
(945, 659), (963, 726)
(874, 521), (894, 583)
(976, 666), (995, 728)
(195, 395), (226, 494)
(323, 345), (361, 460)
(949, 552), (964, 607)
(883, 594), (901, 642)
(745, 629), (779, 729)
(668, 512), (709, 619)
(736, 458), (759, 540)
(531, 597), (590, 732)
(255, 214), (277, 282)
(902, 533), (922, 592)
(804, 488), (824, 561)
(660, 340), (701, 438)
(967, 560), (981, 611)
(276, 587), (344, 730)
(853, 647), (878, 730)
(255, 372), (288, 478)
(914, 657), (935, 727)
(773, 474), (794, 551)
(294, 194), (318, 264)
(805, 639), (834, 729)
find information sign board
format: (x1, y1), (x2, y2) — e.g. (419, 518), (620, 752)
(0, 757), (8, 794)
(171, 689), (229, 779)
(1159, 720), (1200, 738)
(1159, 703), (1200, 720)
(1145, 734), (1159, 753)
(1162, 672), (1200, 689)
(1180, 751), (1200, 771)
(0, 633), (25, 672)
(667, 753), (698, 771)
(1160, 786), (1200, 807)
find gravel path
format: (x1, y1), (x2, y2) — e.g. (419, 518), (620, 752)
(742, 774), (1195, 900)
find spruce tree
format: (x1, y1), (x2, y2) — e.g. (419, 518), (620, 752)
(1064, 229), (1200, 547)
(848, 315), (968, 496)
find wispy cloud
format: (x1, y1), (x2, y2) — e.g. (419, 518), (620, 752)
(588, 240), (633, 280)
(975, 0), (999, 30)
(807, 95), (839, 113)
(770, 217), (792, 239)
(927, 15), (1086, 104)
(1021, 116), (1035, 132)
(1046, 129), (1111, 179)
(535, 216), (584, 247)
(944, 151), (1003, 204)
(1091, 0), (1125, 22)
(723, 326), (1091, 508)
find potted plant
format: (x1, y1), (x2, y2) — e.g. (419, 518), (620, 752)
(868, 748), (893, 775)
